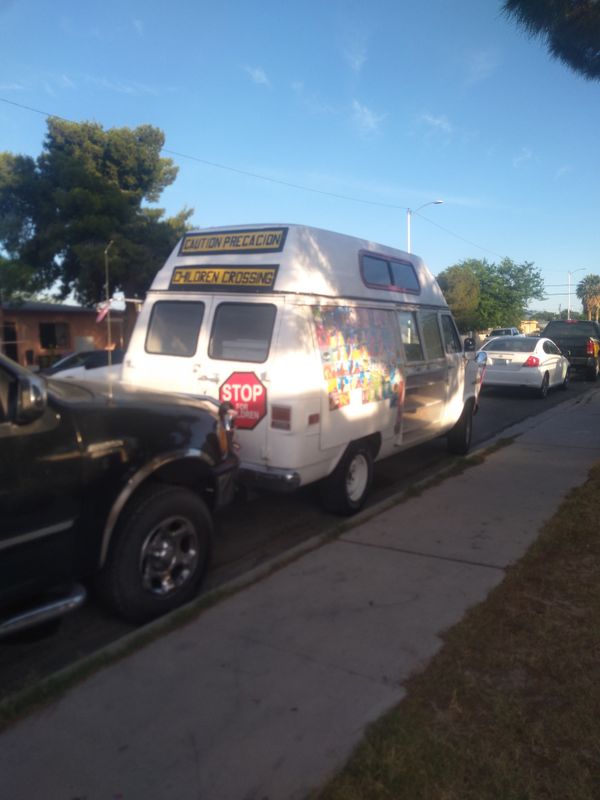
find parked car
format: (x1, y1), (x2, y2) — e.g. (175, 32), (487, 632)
(479, 336), (570, 397)
(487, 327), (522, 339)
(0, 353), (238, 636)
(540, 319), (600, 381)
(41, 348), (124, 381)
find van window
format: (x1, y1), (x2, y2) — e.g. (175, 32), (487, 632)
(361, 254), (420, 294)
(440, 314), (462, 354)
(209, 303), (276, 363)
(397, 310), (424, 362)
(146, 301), (205, 356)
(419, 311), (444, 359)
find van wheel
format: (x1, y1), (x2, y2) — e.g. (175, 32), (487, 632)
(96, 485), (212, 624)
(319, 444), (373, 516)
(447, 400), (474, 455)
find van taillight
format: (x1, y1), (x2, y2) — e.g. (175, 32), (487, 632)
(587, 339), (595, 355)
(271, 405), (291, 430)
(523, 355), (540, 367)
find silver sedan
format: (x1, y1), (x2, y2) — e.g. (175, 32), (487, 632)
(479, 336), (570, 397)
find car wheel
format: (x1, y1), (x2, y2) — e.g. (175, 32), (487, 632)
(538, 372), (550, 398)
(447, 399), (474, 455)
(560, 368), (570, 390)
(586, 360), (599, 382)
(96, 484), (212, 624)
(319, 443), (373, 516)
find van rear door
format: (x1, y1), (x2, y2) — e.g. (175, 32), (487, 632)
(123, 296), (213, 395)
(200, 297), (284, 468)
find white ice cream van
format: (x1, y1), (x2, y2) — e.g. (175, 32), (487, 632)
(122, 224), (485, 513)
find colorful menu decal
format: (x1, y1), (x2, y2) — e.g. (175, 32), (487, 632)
(312, 306), (403, 411)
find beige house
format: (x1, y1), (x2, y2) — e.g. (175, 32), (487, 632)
(0, 301), (124, 369)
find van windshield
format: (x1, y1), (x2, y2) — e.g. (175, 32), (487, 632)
(209, 303), (276, 363)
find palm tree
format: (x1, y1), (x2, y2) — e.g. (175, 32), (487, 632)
(576, 274), (600, 320)
(503, 1), (600, 81)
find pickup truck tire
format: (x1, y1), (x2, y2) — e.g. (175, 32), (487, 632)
(447, 399), (474, 455)
(96, 484), (212, 624)
(586, 360), (599, 382)
(319, 443), (373, 516)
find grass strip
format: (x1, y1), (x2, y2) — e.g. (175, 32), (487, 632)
(314, 462), (600, 800)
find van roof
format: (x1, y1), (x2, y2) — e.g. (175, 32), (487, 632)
(150, 223), (448, 307)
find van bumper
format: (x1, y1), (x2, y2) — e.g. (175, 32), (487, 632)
(238, 464), (301, 492)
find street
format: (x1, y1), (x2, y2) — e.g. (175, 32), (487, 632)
(0, 378), (591, 699)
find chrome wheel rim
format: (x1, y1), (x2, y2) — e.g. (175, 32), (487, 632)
(346, 453), (369, 503)
(140, 516), (199, 596)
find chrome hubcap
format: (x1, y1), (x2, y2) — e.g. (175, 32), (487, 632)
(346, 454), (369, 503)
(140, 516), (199, 596)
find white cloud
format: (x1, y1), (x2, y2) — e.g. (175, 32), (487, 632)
(291, 81), (335, 114)
(0, 82), (27, 90)
(419, 113), (454, 135)
(554, 164), (572, 179)
(132, 18), (144, 37)
(244, 66), (270, 86)
(464, 49), (500, 86)
(513, 147), (533, 167)
(343, 40), (367, 73)
(352, 99), (385, 135)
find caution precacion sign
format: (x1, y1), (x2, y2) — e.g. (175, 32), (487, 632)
(179, 227), (288, 256)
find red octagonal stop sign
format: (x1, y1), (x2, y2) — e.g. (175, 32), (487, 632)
(219, 372), (267, 430)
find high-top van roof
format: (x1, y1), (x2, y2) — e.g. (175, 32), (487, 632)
(150, 223), (448, 307)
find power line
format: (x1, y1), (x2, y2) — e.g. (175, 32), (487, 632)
(0, 95), (512, 259)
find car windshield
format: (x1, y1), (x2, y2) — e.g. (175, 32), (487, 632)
(489, 329), (511, 337)
(482, 337), (536, 353)
(544, 321), (598, 336)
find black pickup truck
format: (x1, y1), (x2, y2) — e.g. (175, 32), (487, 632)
(0, 353), (238, 635)
(541, 320), (600, 381)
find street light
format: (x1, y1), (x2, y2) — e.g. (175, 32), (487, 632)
(567, 267), (586, 320)
(406, 200), (444, 254)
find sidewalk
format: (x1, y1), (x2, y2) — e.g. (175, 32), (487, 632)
(2, 389), (600, 800)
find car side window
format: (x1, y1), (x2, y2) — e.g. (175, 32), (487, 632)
(440, 314), (462, 354)
(397, 310), (424, 362)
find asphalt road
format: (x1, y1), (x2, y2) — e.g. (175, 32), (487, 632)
(0, 377), (592, 699)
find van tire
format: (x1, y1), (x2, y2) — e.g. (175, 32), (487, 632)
(447, 399), (474, 456)
(319, 444), (373, 516)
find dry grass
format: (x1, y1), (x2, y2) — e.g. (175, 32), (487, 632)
(315, 464), (600, 800)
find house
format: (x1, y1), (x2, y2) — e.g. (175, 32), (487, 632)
(0, 301), (125, 369)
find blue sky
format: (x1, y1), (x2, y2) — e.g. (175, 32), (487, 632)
(1, 0), (599, 314)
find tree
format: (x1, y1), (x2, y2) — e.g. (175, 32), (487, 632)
(503, 0), (600, 81)
(437, 257), (545, 331)
(0, 118), (192, 307)
(576, 274), (600, 320)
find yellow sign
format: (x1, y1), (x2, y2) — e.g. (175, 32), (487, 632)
(170, 266), (278, 291)
(179, 227), (288, 256)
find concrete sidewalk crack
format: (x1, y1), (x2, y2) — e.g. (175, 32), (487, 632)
(341, 537), (507, 572)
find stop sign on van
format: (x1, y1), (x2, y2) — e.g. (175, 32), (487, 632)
(219, 372), (267, 430)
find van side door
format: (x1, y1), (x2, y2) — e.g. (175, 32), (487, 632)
(397, 309), (448, 445)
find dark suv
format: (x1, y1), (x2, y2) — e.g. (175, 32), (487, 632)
(0, 353), (238, 635)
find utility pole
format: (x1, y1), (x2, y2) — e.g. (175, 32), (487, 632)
(104, 240), (114, 367)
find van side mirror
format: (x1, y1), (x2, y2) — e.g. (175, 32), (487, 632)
(463, 337), (476, 353)
(16, 375), (47, 425)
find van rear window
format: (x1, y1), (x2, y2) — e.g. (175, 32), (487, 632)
(145, 301), (204, 356)
(209, 303), (276, 363)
